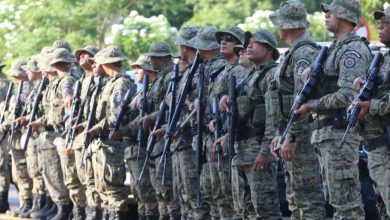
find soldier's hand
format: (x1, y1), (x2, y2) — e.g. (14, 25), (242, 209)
(14, 116), (28, 126)
(270, 136), (281, 158)
(150, 128), (166, 141)
(64, 95), (72, 110)
(294, 103), (310, 118)
(352, 100), (370, 119)
(214, 134), (228, 153)
(73, 123), (85, 134)
(110, 129), (123, 141)
(281, 140), (296, 161)
(66, 146), (74, 157)
(136, 96), (143, 111)
(164, 93), (172, 108)
(86, 127), (101, 138)
(252, 153), (271, 171)
(139, 115), (153, 131)
(301, 67), (311, 83)
(208, 120), (216, 133)
(219, 95), (229, 112)
(352, 77), (365, 92)
(27, 121), (42, 133)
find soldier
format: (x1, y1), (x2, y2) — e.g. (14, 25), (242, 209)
(294, 0), (372, 218)
(234, 45), (253, 71)
(125, 55), (159, 220)
(83, 46), (136, 219)
(352, 5), (390, 219)
(0, 61), (11, 213)
(29, 48), (75, 220)
(216, 29), (282, 219)
(3, 60), (34, 217)
(267, 1), (326, 219)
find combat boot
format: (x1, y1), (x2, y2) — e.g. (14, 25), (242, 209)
(20, 194), (46, 218)
(31, 195), (54, 219)
(146, 215), (159, 220)
(102, 208), (110, 220)
(86, 206), (102, 220)
(7, 199), (32, 217)
(158, 215), (168, 220)
(51, 203), (72, 220)
(0, 191), (9, 213)
(73, 204), (86, 220)
(109, 211), (127, 220)
(45, 203), (58, 220)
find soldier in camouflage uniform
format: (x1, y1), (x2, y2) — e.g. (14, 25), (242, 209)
(84, 46), (136, 219)
(2, 60), (34, 217)
(267, 1), (326, 219)
(352, 6), (390, 219)
(216, 29), (282, 219)
(29, 48), (75, 220)
(139, 41), (180, 220)
(124, 55), (159, 220)
(295, 0), (372, 218)
(0, 62), (11, 213)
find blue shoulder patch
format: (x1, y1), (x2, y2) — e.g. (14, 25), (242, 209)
(344, 57), (356, 68)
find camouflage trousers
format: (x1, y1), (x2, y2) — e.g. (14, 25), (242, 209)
(203, 138), (233, 219)
(367, 145), (390, 219)
(37, 131), (70, 205)
(90, 139), (128, 212)
(314, 139), (364, 219)
(284, 137), (325, 220)
(172, 150), (187, 218)
(0, 135), (10, 193)
(10, 135), (32, 200)
(24, 135), (45, 196)
(126, 144), (158, 217)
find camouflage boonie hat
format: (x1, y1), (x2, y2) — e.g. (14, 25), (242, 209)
(244, 30), (280, 60)
(50, 48), (77, 65)
(26, 54), (41, 72)
(130, 54), (148, 69)
(38, 47), (56, 72)
(233, 45), (245, 57)
(94, 46), (128, 65)
(194, 26), (220, 50)
(145, 41), (172, 57)
(141, 62), (157, 73)
(321, 0), (361, 25)
(270, 0), (310, 30)
(10, 60), (27, 78)
(374, 5), (390, 20)
(215, 26), (245, 44)
(52, 40), (72, 53)
(75, 45), (100, 61)
(175, 25), (200, 48)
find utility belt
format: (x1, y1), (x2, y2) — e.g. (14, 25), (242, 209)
(312, 108), (348, 130)
(236, 126), (264, 141)
(364, 127), (390, 152)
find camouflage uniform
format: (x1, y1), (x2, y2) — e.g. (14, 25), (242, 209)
(307, 0), (372, 218)
(194, 26), (227, 220)
(89, 46), (136, 216)
(359, 7), (390, 219)
(268, 1), (326, 219)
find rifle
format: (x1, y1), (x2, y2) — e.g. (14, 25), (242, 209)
(227, 75), (237, 180)
(67, 76), (94, 149)
(196, 64), (205, 207)
(160, 51), (201, 185)
(22, 77), (49, 150)
(0, 82), (14, 144)
(212, 96), (223, 172)
(136, 74), (149, 160)
(80, 76), (103, 168)
(8, 82), (24, 143)
(276, 46), (328, 149)
(63, 79), (82, 141)
(108, 88), (135, 140)
(138, 58), (180, 181)
(339, 52), (383, 148)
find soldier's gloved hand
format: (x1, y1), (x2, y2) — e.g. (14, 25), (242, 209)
(139, 115), (153, 131)
(214, 134), (228, 153)
(86, 127), (101, 138)
(219, 95), (229, 112)
(301, 67), (311, 83)
(352, 100), (370, 119)
(281, 140), (296, 161)
(270, 136), (281, 158)
(208, 120), (216, 133)
(252, 152), (271, 171)
(150, 128), (166, 142)
(27, 121), (42, 133)
(352, 76), (365, 92)
(294, 103), (310, 119)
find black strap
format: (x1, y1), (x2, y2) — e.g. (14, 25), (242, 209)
(364, 134), (390, 151)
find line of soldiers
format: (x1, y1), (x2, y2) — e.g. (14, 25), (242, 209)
(0, 0), (388, 219)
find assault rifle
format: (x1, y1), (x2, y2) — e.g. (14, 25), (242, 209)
(339, 52), (383, 148)
(8, 82), (24, 143)
(227, 75), (237, 179)
(63, 79), (81, 140)
(196, 64), (205, 207)
(136, 74), (149, 160)
(0, 82), (14, 144)
(212, 96), (223, 172)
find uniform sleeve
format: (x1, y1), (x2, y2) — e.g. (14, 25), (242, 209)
(369, 93), (390, 116)
(309, 44), (372, 112)
(61, 76), (76, 100)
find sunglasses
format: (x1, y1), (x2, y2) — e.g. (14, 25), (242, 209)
(221, 34), (237, 42)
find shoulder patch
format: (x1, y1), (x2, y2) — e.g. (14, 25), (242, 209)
(344, 57), (356, 68)
(344, 50), (361, 58)
(112, 90), (123, 106)
(296, 58), (311, 76)
(63, 85), (72, 97)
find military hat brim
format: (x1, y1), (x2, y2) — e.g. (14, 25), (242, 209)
(145, 52), (172, 57)
(374, 10), (385, 20)
(75, 48), (96, 61)
(194, 41), (220, 51)
(94, 56), (128, 65)
(321, 3), (330, 12)
(174, 37), (197, 48)
(233, 45), (244, 57)
(215, 31), (242, 44)
(10, 70), (27, 78)
(244, 31), (280, 60)
(50, 56), (77, 65)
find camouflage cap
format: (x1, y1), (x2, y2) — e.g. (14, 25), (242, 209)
(141, 62), (157, 73)
(321, 0), (361, 25)
(269, 0), (310, 30)
(194, 26), (220, 50)
(50, 48), (77, 65)
(145, 41), (172, 57)
(233, 45), (244, 57)
(38, 47), (56, 72)
(94, 46), (128, 65)
(130, 54), (148, 69)
(10, 60), (27, 78)
(52, 40), (72, 53)
(75, 45), (100, 61)
(244, 30), (280, 60)
(374, 5), (390, 20)
(215, 26), (245, 45)
(26, 54), (41, 72)
(175, 25), (200, 48)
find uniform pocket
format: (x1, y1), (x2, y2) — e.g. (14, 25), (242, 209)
(236, 96), (250, 119)
(252, 104), (265, 125)
(102, 147), (126, 186)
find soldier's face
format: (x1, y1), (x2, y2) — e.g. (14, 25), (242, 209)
(149, 56), (162, 70)
(79, 52), (94, 70)
(220, 34), (238, 56)
(134, 66), (145, 83)
(324, 11), (340, 32)
(378, 16), (390, 47)
(92, 62), (105, 76)
(246, 38), (270, 63)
